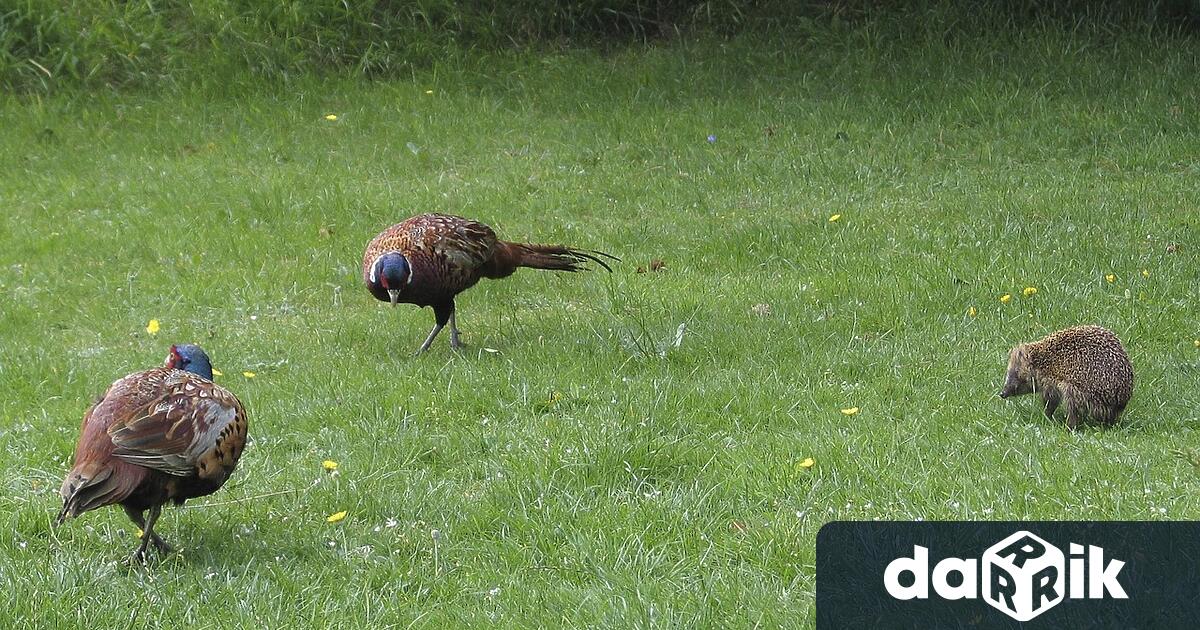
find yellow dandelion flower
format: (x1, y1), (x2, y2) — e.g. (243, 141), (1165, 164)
(211, 368), (223, 377)
(967, 306), (977, 317)
(327, 510), (348, 523)
(324, 114), (338, 121)
(146, 319), (160, 335)
(840, 407), (860, 416)
(242, 371), (256, 378)
(797, 457), (815, 469)
(1194, 339), (1200, 348)
(1105, 274), (1115, 283)
(1022, 287), (1038, 297)
(1000, 294), (1012, 304)
(322, 460), (338, 471)
(1142, 269), (1150, 278)
(828, 213), (842, 223)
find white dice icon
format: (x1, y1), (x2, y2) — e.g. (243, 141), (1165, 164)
(982, 530), (1065, 621)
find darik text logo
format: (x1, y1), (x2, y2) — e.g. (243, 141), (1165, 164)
(883, 530), (1127, 621)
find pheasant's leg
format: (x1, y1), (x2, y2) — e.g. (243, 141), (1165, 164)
(417, 322), (445, 355)
(123, 504), (172, 554)
(417, 303), (454, 355)
(142, 504), (169, 554)
(448, 306), (463, 350)
(126, 512), (152, 563)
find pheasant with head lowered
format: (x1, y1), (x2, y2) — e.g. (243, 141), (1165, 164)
(57, 344), (248, 562)
(363, 213), (616, 353)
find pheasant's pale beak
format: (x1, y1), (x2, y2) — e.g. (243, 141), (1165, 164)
(388, 289), (400, 306)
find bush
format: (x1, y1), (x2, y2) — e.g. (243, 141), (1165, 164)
(0, 0), (767, 92)
(2, 0), (1197, 93)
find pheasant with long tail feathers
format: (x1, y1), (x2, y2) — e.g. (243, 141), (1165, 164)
(363, 213), (617, 353)
(57, 345), (248, 563)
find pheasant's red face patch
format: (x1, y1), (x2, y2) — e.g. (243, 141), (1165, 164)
(166, 346), (182, 369)
(380, 273), (390, 289)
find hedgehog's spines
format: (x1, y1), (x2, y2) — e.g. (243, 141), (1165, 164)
(1001, 325), (1133, 430)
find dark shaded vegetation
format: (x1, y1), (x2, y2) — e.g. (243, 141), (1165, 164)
(2, 1), (1198, 92)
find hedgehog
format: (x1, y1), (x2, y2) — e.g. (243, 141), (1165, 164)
(999, 325), (1133, 430)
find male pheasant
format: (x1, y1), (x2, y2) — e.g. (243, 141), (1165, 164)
(57, 344), (248, 562)
(363, 213), (616, 353)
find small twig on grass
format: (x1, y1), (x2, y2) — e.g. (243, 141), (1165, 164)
(183, 486), (309, 509)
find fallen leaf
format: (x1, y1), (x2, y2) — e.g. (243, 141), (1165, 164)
(326, 511), (347, 523)
(828, 213), (842, 223)
(650, 259), (666, 272)
(798, 457), (815, 469)
(840, 407), (860, 416)
(242, 371), (256, 378)
(211, 368), (224, 377)
(324, 114), (338, 121)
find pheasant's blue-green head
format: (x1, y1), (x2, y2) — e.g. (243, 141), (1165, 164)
(370, 252), (412, 306)
(165, 344), (214, 380)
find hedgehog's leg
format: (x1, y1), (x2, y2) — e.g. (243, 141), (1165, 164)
(1104, 401), (1127, 426)
(417, 302), (454, 355)
(1042, 386), (1062, 419)
(1061, 387), (1084, 431)
(1092, 399), (1121, 426)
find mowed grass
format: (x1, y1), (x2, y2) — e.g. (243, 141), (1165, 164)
(2, 20), (1200, 627)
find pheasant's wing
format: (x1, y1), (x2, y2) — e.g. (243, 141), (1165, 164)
(108, 374), (247, 480)
(424, 215), (497, 272)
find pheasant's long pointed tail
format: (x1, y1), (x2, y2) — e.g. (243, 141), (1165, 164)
(501, 242), (619, 274)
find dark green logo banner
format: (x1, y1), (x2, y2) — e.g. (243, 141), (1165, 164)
(817, 521), (1200, 629)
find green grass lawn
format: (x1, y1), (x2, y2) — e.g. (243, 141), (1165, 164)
(2, 20), (1199, 627)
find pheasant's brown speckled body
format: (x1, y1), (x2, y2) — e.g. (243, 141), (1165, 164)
(1000, 325), (1133, 430)
(363, 213), (615, 353)
(58, 347), (247, 561)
